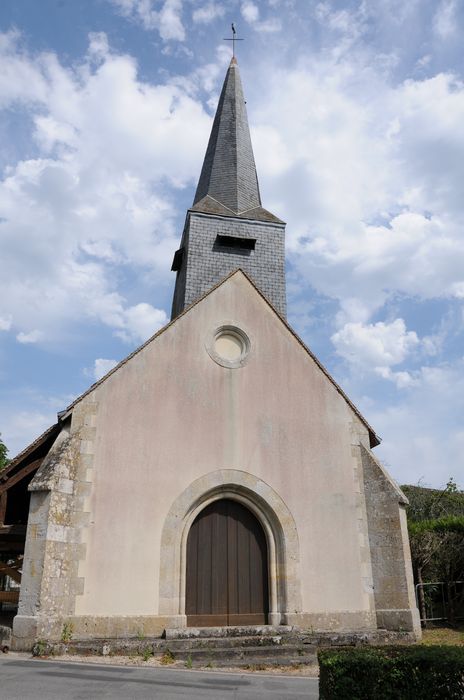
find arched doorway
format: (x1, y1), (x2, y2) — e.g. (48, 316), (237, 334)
(185, 498), (269, 626)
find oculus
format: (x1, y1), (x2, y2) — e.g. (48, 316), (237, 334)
(207, 325), (251, 368)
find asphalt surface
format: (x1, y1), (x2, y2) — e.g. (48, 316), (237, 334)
(0, 655), (319, 700)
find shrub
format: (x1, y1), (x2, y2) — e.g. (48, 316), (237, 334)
(61, 622), (74, 644)
(318, 645), (464, 700)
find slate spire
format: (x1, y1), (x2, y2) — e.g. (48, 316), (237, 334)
(193, 57), (262, 215)
(170, 56), (286, 320)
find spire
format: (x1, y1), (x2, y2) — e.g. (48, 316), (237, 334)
(193, 58), (262, 216)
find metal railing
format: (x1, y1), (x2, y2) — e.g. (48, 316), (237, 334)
(415, 581), (464, 622)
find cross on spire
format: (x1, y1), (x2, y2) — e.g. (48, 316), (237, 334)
(223, 23), (244, 58)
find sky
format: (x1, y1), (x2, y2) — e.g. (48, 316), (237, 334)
(0, 0), (463, 488)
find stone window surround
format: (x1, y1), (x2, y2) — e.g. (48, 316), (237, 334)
(158, 469), (302, 627)
(206, 324), (251, 369)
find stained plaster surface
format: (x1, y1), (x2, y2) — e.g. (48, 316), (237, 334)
(76, 273), (375, 619)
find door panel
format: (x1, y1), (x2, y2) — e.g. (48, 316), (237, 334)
(186, 499), (269, 626)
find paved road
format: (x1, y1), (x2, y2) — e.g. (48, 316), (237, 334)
(0, 656), (319, 700)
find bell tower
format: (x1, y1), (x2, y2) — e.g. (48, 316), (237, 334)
(171, 57), (286, 319)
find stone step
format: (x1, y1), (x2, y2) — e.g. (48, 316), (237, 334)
(154, 634), (291, 650)
(158, 643), (317, 668)
(164, 625), (293, 640)
(41, 633), (317, 669)
(57, 633), (306, 656)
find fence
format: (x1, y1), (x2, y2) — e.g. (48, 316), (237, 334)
(416, 581), (464, 622)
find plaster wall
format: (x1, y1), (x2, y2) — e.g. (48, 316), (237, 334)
(74, 273), (375, 624)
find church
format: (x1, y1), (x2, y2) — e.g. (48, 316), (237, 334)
(6, 57), (420, 649)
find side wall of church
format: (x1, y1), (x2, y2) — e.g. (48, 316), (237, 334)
(361, 446), (421, 635)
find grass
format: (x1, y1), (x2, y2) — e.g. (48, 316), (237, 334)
(160, 649), (175, 665)
(140, 647), (153, 662)
(419, 624), (464, 646)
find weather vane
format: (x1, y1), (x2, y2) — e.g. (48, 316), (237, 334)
(223, 23), (244, 58)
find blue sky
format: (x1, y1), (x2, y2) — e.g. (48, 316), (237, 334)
(0, 0), (463, 488)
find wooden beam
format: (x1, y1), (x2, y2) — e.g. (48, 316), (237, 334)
(0, 524), (27, 536)
(0, 492), (6, 525)
(0, 542), (26, 553)
(0, 561), (22, 584)
(0, 459), (42, 494)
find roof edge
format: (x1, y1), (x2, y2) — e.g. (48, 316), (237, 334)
(3, 422), (61, 472)
(63, 267), (380, 448)
(230, 269), (381, 448)
(187, 208), (286, 228)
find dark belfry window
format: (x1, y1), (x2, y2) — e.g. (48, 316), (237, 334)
(171, 247), (184, 271)
(215, 234), (256, 251)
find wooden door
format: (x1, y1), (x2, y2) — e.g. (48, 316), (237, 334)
(186, 499), (269, 626)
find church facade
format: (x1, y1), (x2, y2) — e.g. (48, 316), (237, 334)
(12, 58), (420, 649)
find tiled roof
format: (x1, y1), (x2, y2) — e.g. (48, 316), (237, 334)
(193, 58), (280, 222)
(190, 195), (284, 224)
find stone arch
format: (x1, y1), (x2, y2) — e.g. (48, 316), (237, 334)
(158, 469), (302, 626)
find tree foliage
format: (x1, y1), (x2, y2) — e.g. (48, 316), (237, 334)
(0, 433), (9, 471)
(401, 480), (464, 626)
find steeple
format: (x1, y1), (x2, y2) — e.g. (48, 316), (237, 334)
(191, 58), (281, 224)
(193, 57), (261, 215)
(171, 57), (286, 319)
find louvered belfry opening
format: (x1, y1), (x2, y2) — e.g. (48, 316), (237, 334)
(185, 498), (269, 627)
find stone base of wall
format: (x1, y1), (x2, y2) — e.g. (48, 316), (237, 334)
(12, 615), (182, 651)
(11, 616), (39, 651)
(285, 610), (378, 632)
(376, 608), (422, 637)
(12, 608), (421, 651)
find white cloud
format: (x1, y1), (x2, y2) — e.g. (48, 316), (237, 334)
(0, 32), (211, 344)
(158, 0), (185, 41)
(332, 318), (419, 370)
(374, 367), (417, 389)
(256, 18), (281, 33)
(241, 1), (259, 23)
(433, 0), (458, 38)
(87, 31), (110, 61)
(192, 3), (225, 24)
(110, 0), (185, 41)
(3, 410), (54, 457)
(249, 62), (464, 322)
(16, 330), (44, 344)
(114, 303), (168, 343)
(369, 361), (464, 488)
(0, 390), (74, 457)
(240, 1), (281, 32)
(93, 358), (119, 380)
(0, 316), (12, 331)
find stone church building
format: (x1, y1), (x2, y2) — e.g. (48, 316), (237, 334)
(8, 58), (420, 649)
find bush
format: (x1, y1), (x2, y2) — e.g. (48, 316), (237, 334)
(318, 646), (464, 700)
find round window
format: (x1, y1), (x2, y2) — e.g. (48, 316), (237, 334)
(207, 326), (251, 368)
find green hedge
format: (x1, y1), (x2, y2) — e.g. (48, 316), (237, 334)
(318, 646), (464, 700)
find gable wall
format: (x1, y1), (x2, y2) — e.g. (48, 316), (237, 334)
(73, 274), (374, 623)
